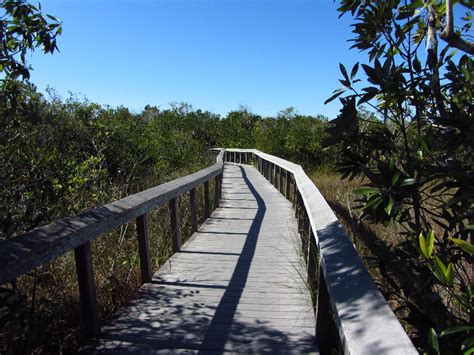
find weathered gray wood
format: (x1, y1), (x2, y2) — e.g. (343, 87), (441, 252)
(189, 188), (198, 233)
(204, 180), (210, 219)
(214, 176), (220, 208)
(169, 198), (180, 252)
(0, 151), (225, 285)
(315, 270), (338, 353)
(286, 170), (291, 198)
(224, 148), (417, 355)
(74, 242), (100, 337)
(90, 164), (317, 353)
(279, 166), (284, 194)
(136, 214), (153, 283)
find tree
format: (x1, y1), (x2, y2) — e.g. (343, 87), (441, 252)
(325, 0), (473, 353)
(1, 0), (62, 81)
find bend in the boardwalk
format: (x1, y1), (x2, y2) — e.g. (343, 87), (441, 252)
(85, 163), (317, 354)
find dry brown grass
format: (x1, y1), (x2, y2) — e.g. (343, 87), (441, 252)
(0, 160), (218, 354)
(310, 170), (422, 342)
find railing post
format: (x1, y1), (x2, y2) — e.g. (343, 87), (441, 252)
(286, 170), (291, 199)
(279, 166), (284, 194)
(219, 172), (223, 200)
(214, 175), (220, 208)
(136, 214), (152, 283)
(204, 180), (210, 218)
(233, 151), (236, 163)
(189, 188), (198, 233)
(295, 190), (300, 218)
(316, 270), (339, 354)
(169, 198), (180, 252)
(307, 229), (318, 305)
(74, 242), (100, 337)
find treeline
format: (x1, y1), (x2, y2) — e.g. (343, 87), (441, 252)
(0, 82), (331, 241)
(0, 82), (332, 353)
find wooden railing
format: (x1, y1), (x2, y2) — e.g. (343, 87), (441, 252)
(224, 149), (417, 355)
(0, 150), (225, 337)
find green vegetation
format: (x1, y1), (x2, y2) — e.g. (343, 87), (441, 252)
(1, 0), (472, 354)
(324, 0), (473, 353)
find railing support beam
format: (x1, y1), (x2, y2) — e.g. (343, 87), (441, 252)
(169, 198), (180, 252)
(189, 188), (198, 233)
(204, 180), (210, 218)
(74, 242), (100, 338)
(136, 214), (153, 283)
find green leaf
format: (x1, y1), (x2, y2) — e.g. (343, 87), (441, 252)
(358, 87), (379, 105)
(324, 89), (345, 105)
(449, 238), (474, 255)
(445, 262), (454, 287)
(350, 62), (359, 79)
(434, 256), (447, 274)
(339, 63), (349, 82)
(353, 187), (380, 195)
(426, 230), (435, 258)
(428, 328), (440, 354)
(419, 232), (429, 259)
(384, 195), (395, 216)
(440, 325), (474, 337)
(400, 178), (416, 187)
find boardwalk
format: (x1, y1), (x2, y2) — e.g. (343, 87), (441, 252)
(89, 163), (317, 353)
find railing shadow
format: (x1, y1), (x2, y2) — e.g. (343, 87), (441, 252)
(199, 166), (265, 352)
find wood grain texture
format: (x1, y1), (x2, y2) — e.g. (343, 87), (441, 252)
(136, 214), (153, 284)
(87, 164), (317, 353)
(0, 151), (224, 285)
(223, 149), (417, 355)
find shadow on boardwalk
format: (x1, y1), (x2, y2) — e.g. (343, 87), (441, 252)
(83, 164), (316, 353)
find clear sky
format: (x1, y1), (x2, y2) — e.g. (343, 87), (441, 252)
(29, 0), (367, 118)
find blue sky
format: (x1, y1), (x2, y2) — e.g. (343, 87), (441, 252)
(29, 0), (367, 118)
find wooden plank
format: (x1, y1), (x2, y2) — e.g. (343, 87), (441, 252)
(136, 214), (153, 283)
(223, 148), (417, 355)
(169, 198), (180, 252)
(74, 242), (99, 337)
(93, 164), (317, 353)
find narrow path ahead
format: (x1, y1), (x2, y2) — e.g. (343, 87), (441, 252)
(89, 164), (317, 353)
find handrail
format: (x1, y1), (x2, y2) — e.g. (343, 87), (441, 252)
(224, 148), (417, 355)
(0, 149), (225, 336)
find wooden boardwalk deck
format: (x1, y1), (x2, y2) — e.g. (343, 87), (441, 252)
(88, 163), (317, 353)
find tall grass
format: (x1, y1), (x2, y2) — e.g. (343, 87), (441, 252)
(0, 154), (216, 354)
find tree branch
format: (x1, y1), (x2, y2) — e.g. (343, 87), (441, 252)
(440, 0), (474, 54)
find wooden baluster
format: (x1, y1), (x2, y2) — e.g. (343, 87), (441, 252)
(219, 173), (223, 200)
(279, 166), (284, 194)
(74, 242), (100, 337)
(136, 214), (152, 283)
(214, 175), (220, 208)
(293, 181), (298, 207)
(307, 229), (318, 306)
(169, 198), (180, 252)
(286, 170), (291, 199)
(204, 180), (210, 218)
(275, 166), (279, 190)
(189, 188), (198, 233)
(316, 270), (338, 353)
(295, 190), (300, 218)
